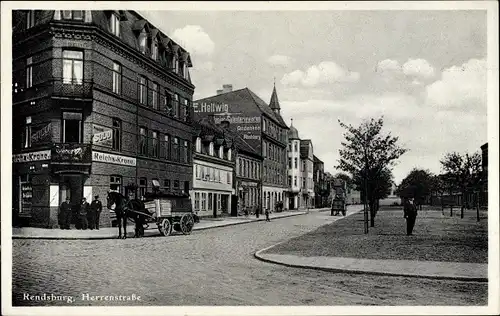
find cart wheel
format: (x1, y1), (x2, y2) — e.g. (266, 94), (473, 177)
(180, 214), (194, 235)
(159, 218), (172, 237)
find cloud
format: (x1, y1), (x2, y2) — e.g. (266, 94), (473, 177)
(402, 58), (435, 79)
(425, 58), (486, 111)
(267, 54), (293, 67)
(195, 61), (214, 72)
(377, 59), (401, 72)
(171, 25), (215, 57)
(281, 61), (360, 87)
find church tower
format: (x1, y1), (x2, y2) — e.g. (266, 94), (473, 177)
(269, 80), (281, 115)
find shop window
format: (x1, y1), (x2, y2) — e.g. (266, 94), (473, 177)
(62, 50), (83, 85)
(138, 29), (147, 54)
(112, 62), (121, 94)
(110, 175), (122, 193)
(110, 13), (120, 37)
(164, 179), (171, 191)
(62, 112), (82, 143)
(152, 82), (159, 110)
(112, 118), (121, 151)
(139, 127), (147, 155)
(19, 175), (32, 215)
(217, 194), (221, 212)
(194, 192), (200, 211)
(23, 116), (32, 148)
(201, 192), (206, 211)
(139, 178), (147, 198)
(151, 131), (159, 157)
(26, 57), (33, 88)
(138, 76), (147, 105)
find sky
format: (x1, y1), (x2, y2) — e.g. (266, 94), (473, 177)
(139, 9), (488, 184)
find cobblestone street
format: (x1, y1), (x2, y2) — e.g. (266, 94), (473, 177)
(12, 211), (487, 306)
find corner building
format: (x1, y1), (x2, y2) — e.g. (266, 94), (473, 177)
(194, 84), (289, 212)
(12, 10), (195, 228)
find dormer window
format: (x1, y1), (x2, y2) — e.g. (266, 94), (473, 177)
(179, 60), (185, 77)
(27, 10), (35, 29)
(110, 13), (120, 37)
(209, 142), (214, 156)
(228, 149), (232, 160)
(172, 54), (178, 73)
(219, 146), (223, 158)
(152, 37), (159, 60)
(62, 10), (84, 20)
(195, 137), (201, 153)
(139, 30), (147, 54)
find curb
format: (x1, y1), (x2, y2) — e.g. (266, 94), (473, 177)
(12, 211), (308, 240)
(254, 250), (488, 282)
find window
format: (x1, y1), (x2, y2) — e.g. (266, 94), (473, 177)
(172, 137), (179, 161)
(288, 157), (292, 169)
(216, 170), (220, 182)
(195, 165), (200, 179)
(112, 62), (121, 94)
(288, 143), (291, 151)
(294, 142), (298, 151)
(288, 175), (292, 186)
(294, 176), (297, 186)
(179, 60), (185, 77)
(152, 131), (159, 157)
(110, 13), (120, 36)
(162, 135), (170, 159)
(227, 172), (231, 184)
(26, 10), (36, 29)
(217, 194), (221, 211)
(201, 192), (206, 211)
(110, 175), (122, 193)
(208, 193), (213, 211)
(26, 57), (33, 88)
(210, 168), (214, 182)
(62, 112), (82, 143)
(151, 82), (159, 110)
(62, 10), (83, 20)
(303, 178), (306, 188)
(263, 119), (266, 132)
(294, 158), (298, 169)
(182, 98), (188, 121)
(195, 137), (201, 153)
(209, 142), (214, 156)
(219, 146), (223, 158)
(239, 158), (242, 175)
(139, 178), (147, 198)
(139, 29), (147, 54)
(139, 127), (147, 155)
(173, 94), (180, 118)
(183, 140), (189, 163)
(194, 192), (200, 211)
(165, 91), (173, 115)
(139, 76), (147, 105)
(164, 179), (171, 191)
(112, 119), (121, 151)
(152, 37), (158, 60)
(173, 180), (180, 190)
(263, 141), (267, 157)
(183, 181), (190, 194)
(23, 116), (32, 148)
(62, 50), (83, 85)
(302, 161), (306, 171)
(172, 54), (178, 73)
(228, 149), (232, 160)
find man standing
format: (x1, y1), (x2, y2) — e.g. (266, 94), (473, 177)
(90, 195), (102, 230)
(78, 197), (89, 230)
(59, 196), (72, 230)
(404, 197), (418, 236)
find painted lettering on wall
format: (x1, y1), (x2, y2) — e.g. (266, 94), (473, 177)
(92, 125), (113, 147)
(31, 123), (52, 144)
(13, 150), (51, 163)
(213, 115), (261, 125)
(92, 151), (136, 166)
(193, 102), (229, 113)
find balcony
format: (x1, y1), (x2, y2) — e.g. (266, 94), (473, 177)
(12, 78), (93, 104)
(51, 143), (92, 174)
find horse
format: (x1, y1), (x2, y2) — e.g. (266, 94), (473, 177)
(106, 191), (149, 239)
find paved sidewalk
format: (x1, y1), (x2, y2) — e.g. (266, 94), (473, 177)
(254, 251), (488, 282)
(12, 209), (316, 240)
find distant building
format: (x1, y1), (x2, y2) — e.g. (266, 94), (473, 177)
(313, 155), (327, 208)
(300, 140), (315, 208)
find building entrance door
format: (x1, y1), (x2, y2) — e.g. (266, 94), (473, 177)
(289, 195), (295, 210)
(59, 175), (84, 226)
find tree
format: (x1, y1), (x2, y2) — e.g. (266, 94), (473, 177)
(337, 117), (407, 232)
(396, 168), (435, 207)
(440, 151), (482, 219)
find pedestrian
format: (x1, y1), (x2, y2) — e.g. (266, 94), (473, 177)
(403, 197), (418, 236)
(90, 195), (102, 230)
(78, 197), (89, 230)
(59, 197), (72, 230)
(265, 208), (270, 222)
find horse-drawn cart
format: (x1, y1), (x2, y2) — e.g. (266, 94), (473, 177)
(143, 194), (195, 236)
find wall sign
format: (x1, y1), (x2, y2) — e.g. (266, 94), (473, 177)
(92, 151), (136, 166)
(13, 150), (51, 163)
(31, 123), (52, 144)
(92, 125), (113, 148)
(193, 102), (229, 113)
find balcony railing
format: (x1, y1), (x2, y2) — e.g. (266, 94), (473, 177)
(12, 78), (93, 103)
(51, 143), (92, 164)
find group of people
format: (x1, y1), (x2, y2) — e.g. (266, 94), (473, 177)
(59, 195), (102, 230)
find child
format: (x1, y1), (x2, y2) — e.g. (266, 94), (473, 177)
(265, 209), (270, 222)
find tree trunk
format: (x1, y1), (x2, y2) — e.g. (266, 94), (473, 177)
(476, 191), (480, 222)
(369, 199), (376, 227)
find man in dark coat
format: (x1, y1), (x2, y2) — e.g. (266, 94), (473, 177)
(404, 197), (418, 236)
(90, 195), (102, 230)
(78, 197), (89, 230)
(59, 197), (72, 230)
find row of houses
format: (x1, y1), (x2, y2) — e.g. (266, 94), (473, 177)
(11, 10), (331, 228)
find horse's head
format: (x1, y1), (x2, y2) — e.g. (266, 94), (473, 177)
(107, 191), (121, 210)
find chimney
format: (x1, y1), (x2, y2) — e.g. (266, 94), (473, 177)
(216, 89), (223, 95)
(222, 84), (233, 93)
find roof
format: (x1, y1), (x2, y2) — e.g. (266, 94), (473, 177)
(313, 155), (323, 164)
(269, 84), (281, 111)
(300, 139), (313, 158)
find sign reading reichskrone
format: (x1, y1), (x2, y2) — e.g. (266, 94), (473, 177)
(13, 150), (51, 163)
(92, 151), (136, 166)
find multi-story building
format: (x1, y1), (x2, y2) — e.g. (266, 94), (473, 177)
(193, 84), (289, 212)
(313, 155), (327, 208)
(12, 10), (194, 228)
(300, 140), (315, 208)
(192, 119), (234, 218)
(287, 121), (301, 209)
